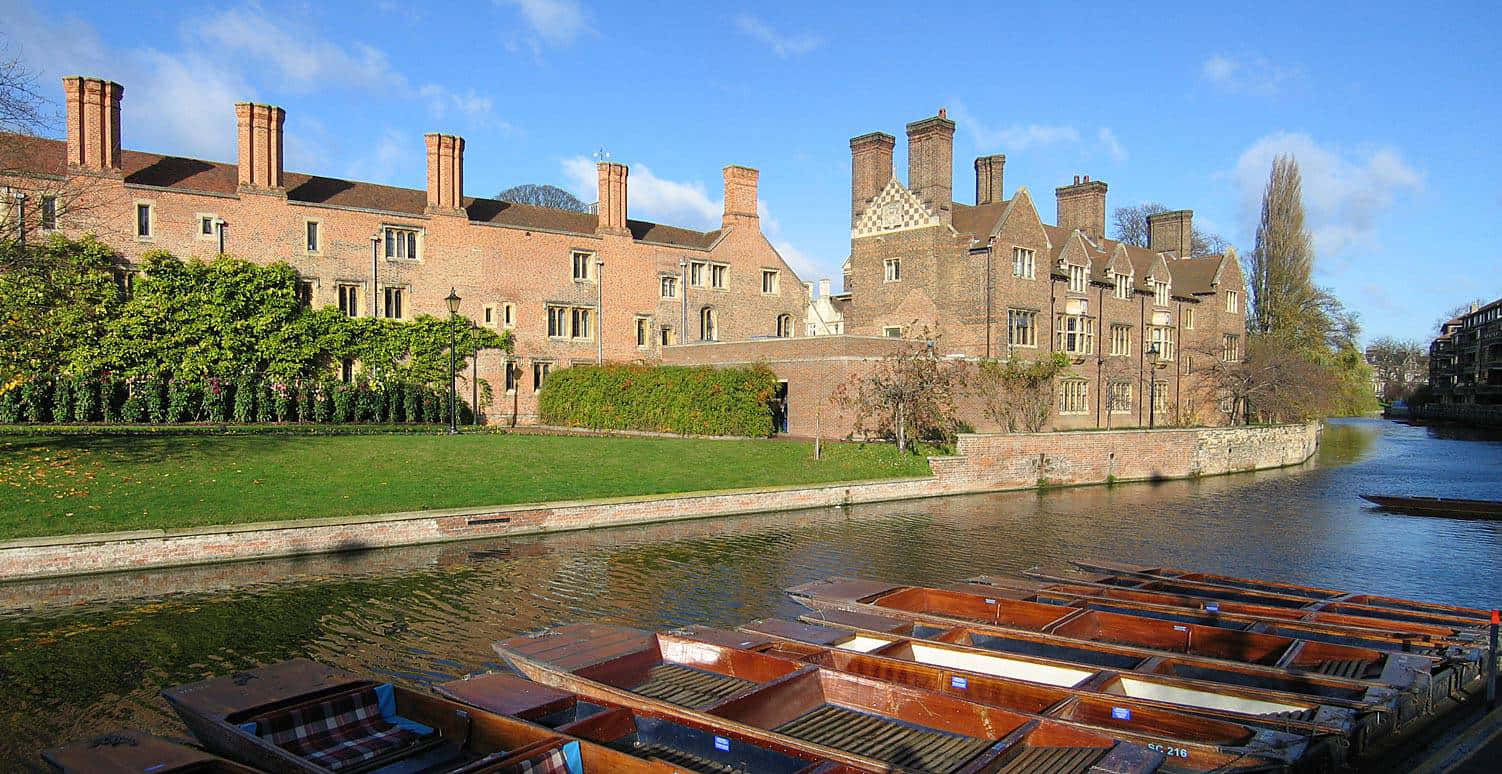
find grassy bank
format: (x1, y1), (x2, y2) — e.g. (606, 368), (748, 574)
(0, 432), (931, 540)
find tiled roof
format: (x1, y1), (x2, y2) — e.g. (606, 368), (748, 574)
(950, 200), (1010, 239)
(1, 134), (721, 249)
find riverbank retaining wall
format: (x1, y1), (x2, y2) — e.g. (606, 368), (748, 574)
(1411, 404), (1502, 428)
(0, 422), (1320, 581)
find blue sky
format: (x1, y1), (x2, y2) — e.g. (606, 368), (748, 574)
(6, 0), (1499, 343)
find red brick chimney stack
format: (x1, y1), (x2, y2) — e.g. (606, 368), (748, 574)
(1055, 175), (1108, 241)
(849, 131), (895, 225)
(721, 165), (759, 231)
(425, 133), (466, 216)
(63, 76), (123, 173)
(235, 102), (286, 192)
(906, 109), (955, 224)
(1147, 209), (1194, 257)
(974, 154), (1005, 205)
(595, 161), (630, 236)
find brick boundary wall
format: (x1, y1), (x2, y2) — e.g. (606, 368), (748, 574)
(0, 422), (1319, 581)
(1411, 404), (1502, 428)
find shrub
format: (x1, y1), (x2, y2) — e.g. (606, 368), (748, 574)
(332, 383), (355, 423)
(167, 380), (198, 423)
(386, 383), (404, 423)
(74, 376), (99, 422)
(422, 389), (441, 423)
(0, 388), (19, 423)
(297, 382), (315, 423)
(404, 385), (421, 423)
(204, 378), (229, 422)
(52, 379), (74, 423)
(273, 382), (295, 422)
(539, 363), (777, 437)
(232, 377), (256, 423)
(146, 378), (168, 423)
(101, 378), (123, 423)
(121, 382), (147, 423)
(356, 383), (383, 423)
(20, 378), (51, 422)
(256, 382), (276, 423)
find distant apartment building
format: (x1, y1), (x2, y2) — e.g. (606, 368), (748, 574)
(803, 278), (849, 336)
(0, 76), (808, 424)
(1428, 298), (1502, 405)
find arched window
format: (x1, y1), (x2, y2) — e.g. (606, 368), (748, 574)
(776, 314), (792, 338)
(700, 306), (717, 341)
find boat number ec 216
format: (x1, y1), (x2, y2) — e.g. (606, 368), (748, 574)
(1148, 743), (1189, 758)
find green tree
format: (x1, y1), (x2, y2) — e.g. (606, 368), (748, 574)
(0, 235), (124, 387)
(973, 353), (1071, 432)
(834, 332), (964, 451)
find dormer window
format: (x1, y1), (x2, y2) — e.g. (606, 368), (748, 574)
(1067, 264), (1087, 293)
(1113, 271), (1131, 300)
(1152, 278), (1170, 307)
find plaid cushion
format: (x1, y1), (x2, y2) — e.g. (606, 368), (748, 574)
(254, 686), (424, 771)
(500, 747), (570, 774)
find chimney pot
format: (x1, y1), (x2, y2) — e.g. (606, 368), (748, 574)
(1056, 176), (1109, 241)
(721, 164), (759, 231)
(850, 132), (895, 226)
(63, 76), (123, 173)
(235, 102), (286, 192)
(425, 133), (466, 215)
(595, 161), (630, 236)
(974, 155), (1006, 205)
(906, 112), (956, 224)
(819, 278), (831, 298)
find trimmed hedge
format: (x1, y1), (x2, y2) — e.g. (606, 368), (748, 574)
(538, 363), (778, 437)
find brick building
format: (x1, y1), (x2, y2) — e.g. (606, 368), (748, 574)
(1428, 298), (1502, 405)
(0, 77), (808, 424)
(840, 110), (1248, 429)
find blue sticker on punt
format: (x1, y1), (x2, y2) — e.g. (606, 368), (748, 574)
(1206, 603), (1220, 612)
(1111, 707), (1132, 721)
(950, 675), (968, 689)
(984, 598), (997, 605)
(145, 767), (167, 773)
(714, 736), (730, 752)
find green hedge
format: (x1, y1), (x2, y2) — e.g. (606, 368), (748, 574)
(538, 363), (777, 437)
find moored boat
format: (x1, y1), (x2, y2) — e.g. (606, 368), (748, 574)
(494, 623), (1170, 773)
(670, 622), (1320, 771)
(1360, 494), (1502, 520)
(436, 670), (864, 773)
(42, 732), (259, 773)
(972, 571), (1484, 651)
(787, 578), (1449, 703)
(1067, 559), (1493, 628)
(160, 658), (667, 773)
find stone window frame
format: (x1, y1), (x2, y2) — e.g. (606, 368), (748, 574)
(194, 212), (218, 242)
(883, 325), (903, 338)
(382, 224), (423, 262)
(761, 268), (780, 295)
(1006, 308), (1038, 348)
(1110, 323), (1132, 357)
(1223, 333), (1241, 362)
(1112, 271), (1132, 300)
(688, 260), (707, 287)
(571, 249), (598, 283)
(503, 358), (518, 394)
(660, 274), (678, 298)
(635, 315), (653, 348)
(134, 200), (156, 242)
(1183, 307), (1195, 330)
(502, 302), (516, 329)
(1151, 278), (1171, 308)
(1059, 379), (1089, 415)
(304, 218), (323, 255)
(659, 325), (676, 346)
(1225, 290), (1240, 314)
(1066, 263), (1088, 294)
(775, 313), (793, 338)
(1149, 325), (1174, 361)
(483, 304), (497, 328)
(531, 360), (553, 393)
(709, 262), (729, 290)
(1055, 313), (1095, 355)
(1153, 380), (1171, 414)
(381, 284), (409, 321)
(295, 277), (318, 307)
(699, 306), (718, 341)
(336, 282), (361, 318)
(39, 195), (58, 231)
(1011, 247), (1036, 280)
(883, 257), (901, 283)
(1107, 380), (1132, 414)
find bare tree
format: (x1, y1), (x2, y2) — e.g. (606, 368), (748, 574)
(495, 183), (589, 213)
(833, 331), (965, 451)
(1110, 202), (1229, 256)
(1365, 337), (1428, 402)
(972, 352), (1071, 432)
(1188, 337), (1339, 424)
(1433, 298), (1490, 333)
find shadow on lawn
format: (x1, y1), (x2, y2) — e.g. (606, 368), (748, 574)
(0, 432), (308, 466)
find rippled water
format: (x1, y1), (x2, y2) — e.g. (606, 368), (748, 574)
(2, 418), (1500, 768)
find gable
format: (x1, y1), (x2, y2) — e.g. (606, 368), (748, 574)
(852, 177), (940, 238)
(992, 187), (1051, 249)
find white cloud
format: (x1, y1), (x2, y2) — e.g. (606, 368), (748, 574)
(343, 129), (419, 186)
(1231, 132), (1423, 259)
(496, 0), (592, 47)
(1201, 54), (1302, 96)
(772, 239), (819, 278)
(1097, 128), (1127, 161)
(734, 14), (822, 58)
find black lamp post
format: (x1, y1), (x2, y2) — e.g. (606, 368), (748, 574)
(13, 192), (27, 248)
(1146, 344), (1160, 428)
(446, 287), (461, 434)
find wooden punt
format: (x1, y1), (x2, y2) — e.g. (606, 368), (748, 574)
(1360, 494), (1502, 520)
(669, 622), (1316, 772)
(494, 623), (1168, 773)
(435, 671), (862, 773)
(1067, 559), (1493, 628)
(42, 731), (260, 773)
(731, 618), (1358, 749)
(787, 578), (1444, 701)
(971, 572), (1484, 652)
(160, 658), (671, 773)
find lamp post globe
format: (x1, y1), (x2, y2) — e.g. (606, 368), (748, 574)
(446, 288), (461, 434)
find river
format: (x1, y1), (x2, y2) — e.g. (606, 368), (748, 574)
(2, 417), (1500, 768)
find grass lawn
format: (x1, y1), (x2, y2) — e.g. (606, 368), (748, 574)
(0, 432), (931, 540)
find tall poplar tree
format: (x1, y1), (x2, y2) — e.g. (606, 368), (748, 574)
(1247, 155), (1319, 339)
